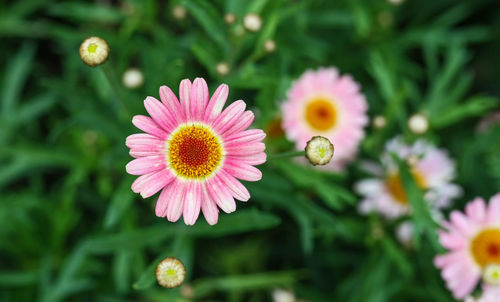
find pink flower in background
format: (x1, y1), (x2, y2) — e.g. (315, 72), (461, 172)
(281, 67), (368, 170)
(434, 193), (500, 299)
(356, 137), (461, 220)
(126, 78), (266, 225)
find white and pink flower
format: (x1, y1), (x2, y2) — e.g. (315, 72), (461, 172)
(435, 193), (500, 299)
(281, 67), (368, 170)
(356, 137), (461, 220)
(125, 78), (266, 225)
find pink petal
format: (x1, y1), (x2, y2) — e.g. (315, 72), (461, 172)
(217, 170), (251, 201)
(183, 181), (202, 225)
(126, 156), (165, 175)
(201, 184), (219, 225)
(223, 161), (262, 182)
(179, 79), (192, 121)
(225, 142), (266, 156)
(126, 133), (163, 150)
(207, 177), (236, 213)
(159, 85), (185, 124)
(131, 169), (175, 198)
(438, 230), (467, 250)
(211, 100), (246, 134)
(204, 84), (228, 122)
(222, 110), (254, 137)
(450, 211), (476, 237)
(228, 152), (267, 166)
(465, 198), (487, 223)
(144, 97), (176, 133)
(132, 115), (167, 139)
(190, 78), (209, 121)
(225, 129), (266, 144)
(155, 186), (171, 217)
(166, 180), (187, 222)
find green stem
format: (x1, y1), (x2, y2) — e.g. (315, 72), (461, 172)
(100, 64), (131, 118)
(267, 150), (306, 159)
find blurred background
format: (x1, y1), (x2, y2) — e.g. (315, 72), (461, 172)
(1, 0), (500, 301)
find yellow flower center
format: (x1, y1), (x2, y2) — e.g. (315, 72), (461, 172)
(471, 229), (500, 267)
(167, 124), (224, 179)
(87, 43), (98, 53)
(305, 99), (337, 131)
(166, 269), (176, 276)
(385, 170), (426, 204)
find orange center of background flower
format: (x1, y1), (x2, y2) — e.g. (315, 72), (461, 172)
(385, 170), (426, 204)
(305, 99), (337, 131)
(167, 125), (223, 179)
(471, 229), (500, 267)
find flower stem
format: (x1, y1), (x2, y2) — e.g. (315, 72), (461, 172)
(100, 64), (131, 118)
(268, 150), (306, 159)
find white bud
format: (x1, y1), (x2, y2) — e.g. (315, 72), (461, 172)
(216, 62), (230, 76)
(264, 39), (276, 53)
(224, 13), (236, 25)
(388, 0), (405, 5)
(395, 221), (414, 248)
(408, 114), (429, 134)
(272, 289), (296, 302)
(483, 264), (500, 286)
(243, 13), (262, 32)
(172, 5), (187, 20)
(122, 68), (144, 89)
(155, 257), (186, 288)
(79, 36), (110, 67)
(305, 136), (334, 166)
(372, 115), (387, 129)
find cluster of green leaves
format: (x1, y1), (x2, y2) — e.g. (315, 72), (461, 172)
(1, 0), (499, 301)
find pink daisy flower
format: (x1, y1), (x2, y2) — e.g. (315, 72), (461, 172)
(281, 67), (368, 169)
(125, 78), (266, 225)
(356, 137), (462, 220)
(434, 193), (500, 299)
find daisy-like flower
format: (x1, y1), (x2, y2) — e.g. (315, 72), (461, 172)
(281, 68), (368, 170)
(434, 193), (500, 299)
(356, 137), (461, 219)
(156, 257), (186, 288)
(126, 78), (266, 225)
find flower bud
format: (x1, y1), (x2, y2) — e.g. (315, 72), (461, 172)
(155, 257), (186, 288)
(372, 115), (387, 129)
(305, 136), (334, 166)
(408, 113), (429, 134)
(172, 5), (187, 20)
(224, 13), (236, 25)
(483, 264), (500, 286)
(79, 36), (110, 67)
(122, 68), (144, 89)
(216, 62), (230, 76)
(264, 39), (276, 53)
(243, 13), (262, 32)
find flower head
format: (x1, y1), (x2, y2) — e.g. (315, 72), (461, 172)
(272, 289), (296, 302)
(172, 5), (187, 20)
(281, 67), (368, 170)
(434, 193), (500, 299)
(126, 78), (266, 225)
(79, 36), (109, 67)
(483, 264), (500, 286)
(156, 257), (186, 288)
(305, 136), (334, 166)
(216, 62), (230, 76)
(122, 68), (144, 89)
(356, 137), (461, 219)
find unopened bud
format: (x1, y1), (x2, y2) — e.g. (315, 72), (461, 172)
(79, 36), (110, 67)
(305, 136), (334, 166)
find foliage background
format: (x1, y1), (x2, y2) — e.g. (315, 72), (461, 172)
(1, 0), (500, 301)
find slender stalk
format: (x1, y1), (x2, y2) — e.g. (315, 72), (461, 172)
(267, 150), (306, 159)
(100, 64), (131, 117)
